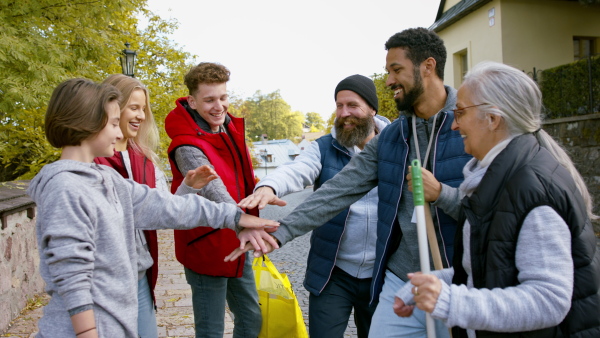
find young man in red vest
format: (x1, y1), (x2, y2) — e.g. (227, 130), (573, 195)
(165, 62), (263, 337)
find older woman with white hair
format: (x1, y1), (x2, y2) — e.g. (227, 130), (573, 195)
(395, 61), (600, 337)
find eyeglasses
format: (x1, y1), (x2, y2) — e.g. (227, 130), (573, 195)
(452, 103), (487, 125)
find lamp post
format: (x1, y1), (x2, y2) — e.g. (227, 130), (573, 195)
(259, 148), (268, 177)
(120, 42), (137, 77)
(264, 149), (268, 176)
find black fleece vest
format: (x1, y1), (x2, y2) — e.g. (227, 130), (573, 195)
(452, 134), (600, 338)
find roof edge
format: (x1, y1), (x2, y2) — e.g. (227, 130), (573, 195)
(430, 0), (493, 33)
(435, 0), (447, 21)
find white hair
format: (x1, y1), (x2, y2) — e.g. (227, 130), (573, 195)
(462, 61), (596, 220)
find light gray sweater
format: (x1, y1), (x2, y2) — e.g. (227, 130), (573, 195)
(28, 160), (242, 337)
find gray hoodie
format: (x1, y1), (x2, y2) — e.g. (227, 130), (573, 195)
(27, 160), (241, 337)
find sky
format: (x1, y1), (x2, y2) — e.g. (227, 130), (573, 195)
(144, 0), (441, 120)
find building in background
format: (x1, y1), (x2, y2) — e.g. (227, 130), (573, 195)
(431, 0), (600, 88)
(252, 136), (301, 179)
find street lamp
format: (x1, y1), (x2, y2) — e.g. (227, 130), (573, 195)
(120, 42), (137, 77)
(259, 148), (268, 176)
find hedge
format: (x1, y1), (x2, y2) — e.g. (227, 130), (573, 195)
(539, 55), (600, 119)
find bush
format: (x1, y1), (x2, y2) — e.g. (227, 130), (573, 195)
(540, 55), (600, 119)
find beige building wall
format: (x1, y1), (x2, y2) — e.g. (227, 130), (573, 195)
(443, 0), (462, 12)
(501, 0), (600, 74)
(436, 0), (600, 88)
(437, 0), (504, 88)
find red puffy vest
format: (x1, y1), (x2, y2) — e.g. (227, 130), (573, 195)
(166, 98), (258, 277)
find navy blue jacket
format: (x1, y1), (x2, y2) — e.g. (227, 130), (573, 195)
(372, 112), (470, 303)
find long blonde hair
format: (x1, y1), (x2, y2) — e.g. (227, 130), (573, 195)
(102, 74), (160, 164)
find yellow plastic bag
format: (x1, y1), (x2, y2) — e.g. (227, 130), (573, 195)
(253, 255), (308, 338)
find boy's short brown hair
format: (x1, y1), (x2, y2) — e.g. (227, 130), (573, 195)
(45, 78), (121, 148)
(184, 62), (230, 96)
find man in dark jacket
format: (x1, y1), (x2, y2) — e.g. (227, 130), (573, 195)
(165, 62), (262, 338)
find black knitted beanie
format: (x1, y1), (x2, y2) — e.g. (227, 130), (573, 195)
(334, 74), (379, 113)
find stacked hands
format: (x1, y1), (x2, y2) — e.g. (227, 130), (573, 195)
(225, 168), (446, 318)
(186, 166), (281, 250)
(225, 186), (286, 262)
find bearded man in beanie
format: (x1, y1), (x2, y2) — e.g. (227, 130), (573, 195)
(238, 74), (390, 338)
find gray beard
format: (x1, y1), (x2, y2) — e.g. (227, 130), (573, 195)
(335, 116), (375, 149)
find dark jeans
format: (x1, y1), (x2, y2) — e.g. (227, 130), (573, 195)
(184, 253), (261, 338)
(308, 266), (376, 338)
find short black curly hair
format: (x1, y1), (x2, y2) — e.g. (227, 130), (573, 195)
(385, 27), (447, 80)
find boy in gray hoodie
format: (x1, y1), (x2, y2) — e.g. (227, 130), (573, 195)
(27, 78), (278, 338)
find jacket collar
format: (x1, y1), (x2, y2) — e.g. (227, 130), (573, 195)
(464, 134), (539, 217)
(181, 99), (231, 134)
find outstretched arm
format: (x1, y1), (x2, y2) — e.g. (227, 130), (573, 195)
(240, 141), (325, 209)
(272, 134), (380, 246)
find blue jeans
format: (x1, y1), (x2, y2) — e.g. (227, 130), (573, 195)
(137, 275), (158, 338)
(184, 253), (261, 338)
(369, 270), (450, 338)
(309, 266), (376, 338)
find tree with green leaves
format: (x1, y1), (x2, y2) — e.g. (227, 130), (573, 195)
(325, 111), (335, 134)
(0, 0), (194, 181)
(305, 112), (325, 132)
(372, 73), (398, 122)
(242, 90), (304, 142)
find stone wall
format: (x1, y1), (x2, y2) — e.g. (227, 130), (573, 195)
(543, 113), (600, 232)
(0, 182), (44, 333)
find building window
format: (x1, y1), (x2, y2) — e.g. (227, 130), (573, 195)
(460, 53), (469, 80)
(453, 49), (469, 88)
(574, 36), (596, 60)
